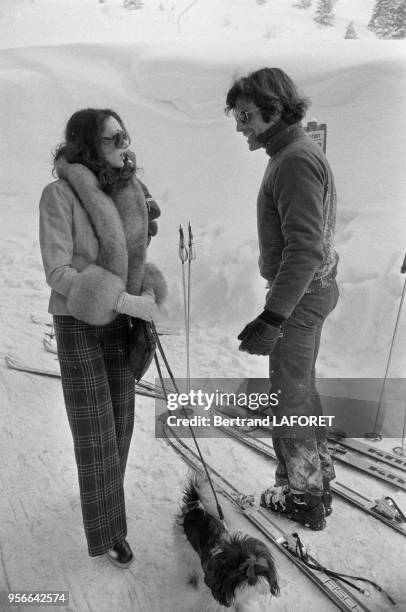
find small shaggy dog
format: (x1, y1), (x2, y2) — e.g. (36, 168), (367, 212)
(175, 473), (279, 611)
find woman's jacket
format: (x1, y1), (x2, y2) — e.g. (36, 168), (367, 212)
(39, 155), (166, 326)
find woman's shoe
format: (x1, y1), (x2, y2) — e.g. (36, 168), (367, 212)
(106, 540), (134, 569)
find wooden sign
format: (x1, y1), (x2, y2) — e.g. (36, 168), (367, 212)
(305, 121), (327, 153)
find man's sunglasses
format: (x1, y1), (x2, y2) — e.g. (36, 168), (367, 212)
(100, 130), (131, 150)
(233, 107), (265, 124)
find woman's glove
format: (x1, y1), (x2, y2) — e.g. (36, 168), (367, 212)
(115, 291), (157, 321)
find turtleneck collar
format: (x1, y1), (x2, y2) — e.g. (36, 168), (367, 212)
(256, 120), (305, 157)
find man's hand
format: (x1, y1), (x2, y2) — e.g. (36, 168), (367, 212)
(238, 313), (282, 356)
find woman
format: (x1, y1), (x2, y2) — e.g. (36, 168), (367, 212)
(39, 108), (166, 567)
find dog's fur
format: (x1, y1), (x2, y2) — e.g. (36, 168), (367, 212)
(175, 473), (279, 611)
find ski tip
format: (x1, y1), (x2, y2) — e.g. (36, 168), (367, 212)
(328, 428), (347, 440)
(30, 312), (53, 327)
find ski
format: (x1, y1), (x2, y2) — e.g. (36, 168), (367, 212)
(30, 312), (53, 327)
(5, 353), (60, 377)
(327, 441), (406, 492)
(4, 353), (169, 400)
(210, 408), (406, 537)
(43, 335), (57, 354)
(213, 404), (406, 492)
(162, 422), (372, 612)
(327, 435), (406, 473)
(31, 312), (181, 337)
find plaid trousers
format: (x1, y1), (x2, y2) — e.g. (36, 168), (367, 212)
(53, 314), (135, 557)
(269, 281), (339, 495)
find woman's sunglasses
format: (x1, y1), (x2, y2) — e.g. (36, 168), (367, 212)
(100, 130), (131, 150)
(233, 107), (265, 124)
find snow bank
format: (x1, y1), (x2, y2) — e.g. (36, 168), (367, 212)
(1, 39), (405, 376)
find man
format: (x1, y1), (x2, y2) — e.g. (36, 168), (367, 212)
(226, 68), (339, 531)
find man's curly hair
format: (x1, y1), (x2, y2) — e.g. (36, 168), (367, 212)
(225, 67), (309, 125)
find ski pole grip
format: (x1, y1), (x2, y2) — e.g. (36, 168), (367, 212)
(401, 252), (406, 274)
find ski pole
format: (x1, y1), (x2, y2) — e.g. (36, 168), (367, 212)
(393, 254), (406, 455)
(366, 251), (406, 440)
(178, 224), (189, 358)
(151, 321), (226, 526)
(393, 406), (406, 457)
(186, 222), (196, 394)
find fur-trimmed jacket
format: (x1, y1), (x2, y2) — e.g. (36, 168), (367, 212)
(39, 155), (166, 326)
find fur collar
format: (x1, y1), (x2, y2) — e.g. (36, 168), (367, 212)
(56, 156), (148, 296)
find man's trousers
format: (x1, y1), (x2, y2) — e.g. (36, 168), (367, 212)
(269, 281), (339, 495)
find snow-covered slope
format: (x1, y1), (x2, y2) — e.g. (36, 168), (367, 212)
(0, 0), (379, 48)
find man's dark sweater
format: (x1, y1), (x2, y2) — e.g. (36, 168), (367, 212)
(256, 121), (338, 319)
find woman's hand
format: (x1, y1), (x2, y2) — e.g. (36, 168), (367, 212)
(115, 291), (157, 321)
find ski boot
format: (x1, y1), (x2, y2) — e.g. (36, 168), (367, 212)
(260, 485), (326, 531)
(322, 480), (333, 517)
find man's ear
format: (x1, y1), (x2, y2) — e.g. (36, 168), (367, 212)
(264, 110), (281, 126)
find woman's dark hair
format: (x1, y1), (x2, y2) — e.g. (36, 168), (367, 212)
(53, 108), (135, 193)
(225, 67), (309, 125)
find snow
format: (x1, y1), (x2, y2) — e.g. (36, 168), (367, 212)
(1, 1), (406, 611)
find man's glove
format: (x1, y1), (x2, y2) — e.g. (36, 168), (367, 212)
(238, 310), (284, 356)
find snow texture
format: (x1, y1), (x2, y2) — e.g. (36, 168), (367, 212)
(0, 1), (405, 611)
